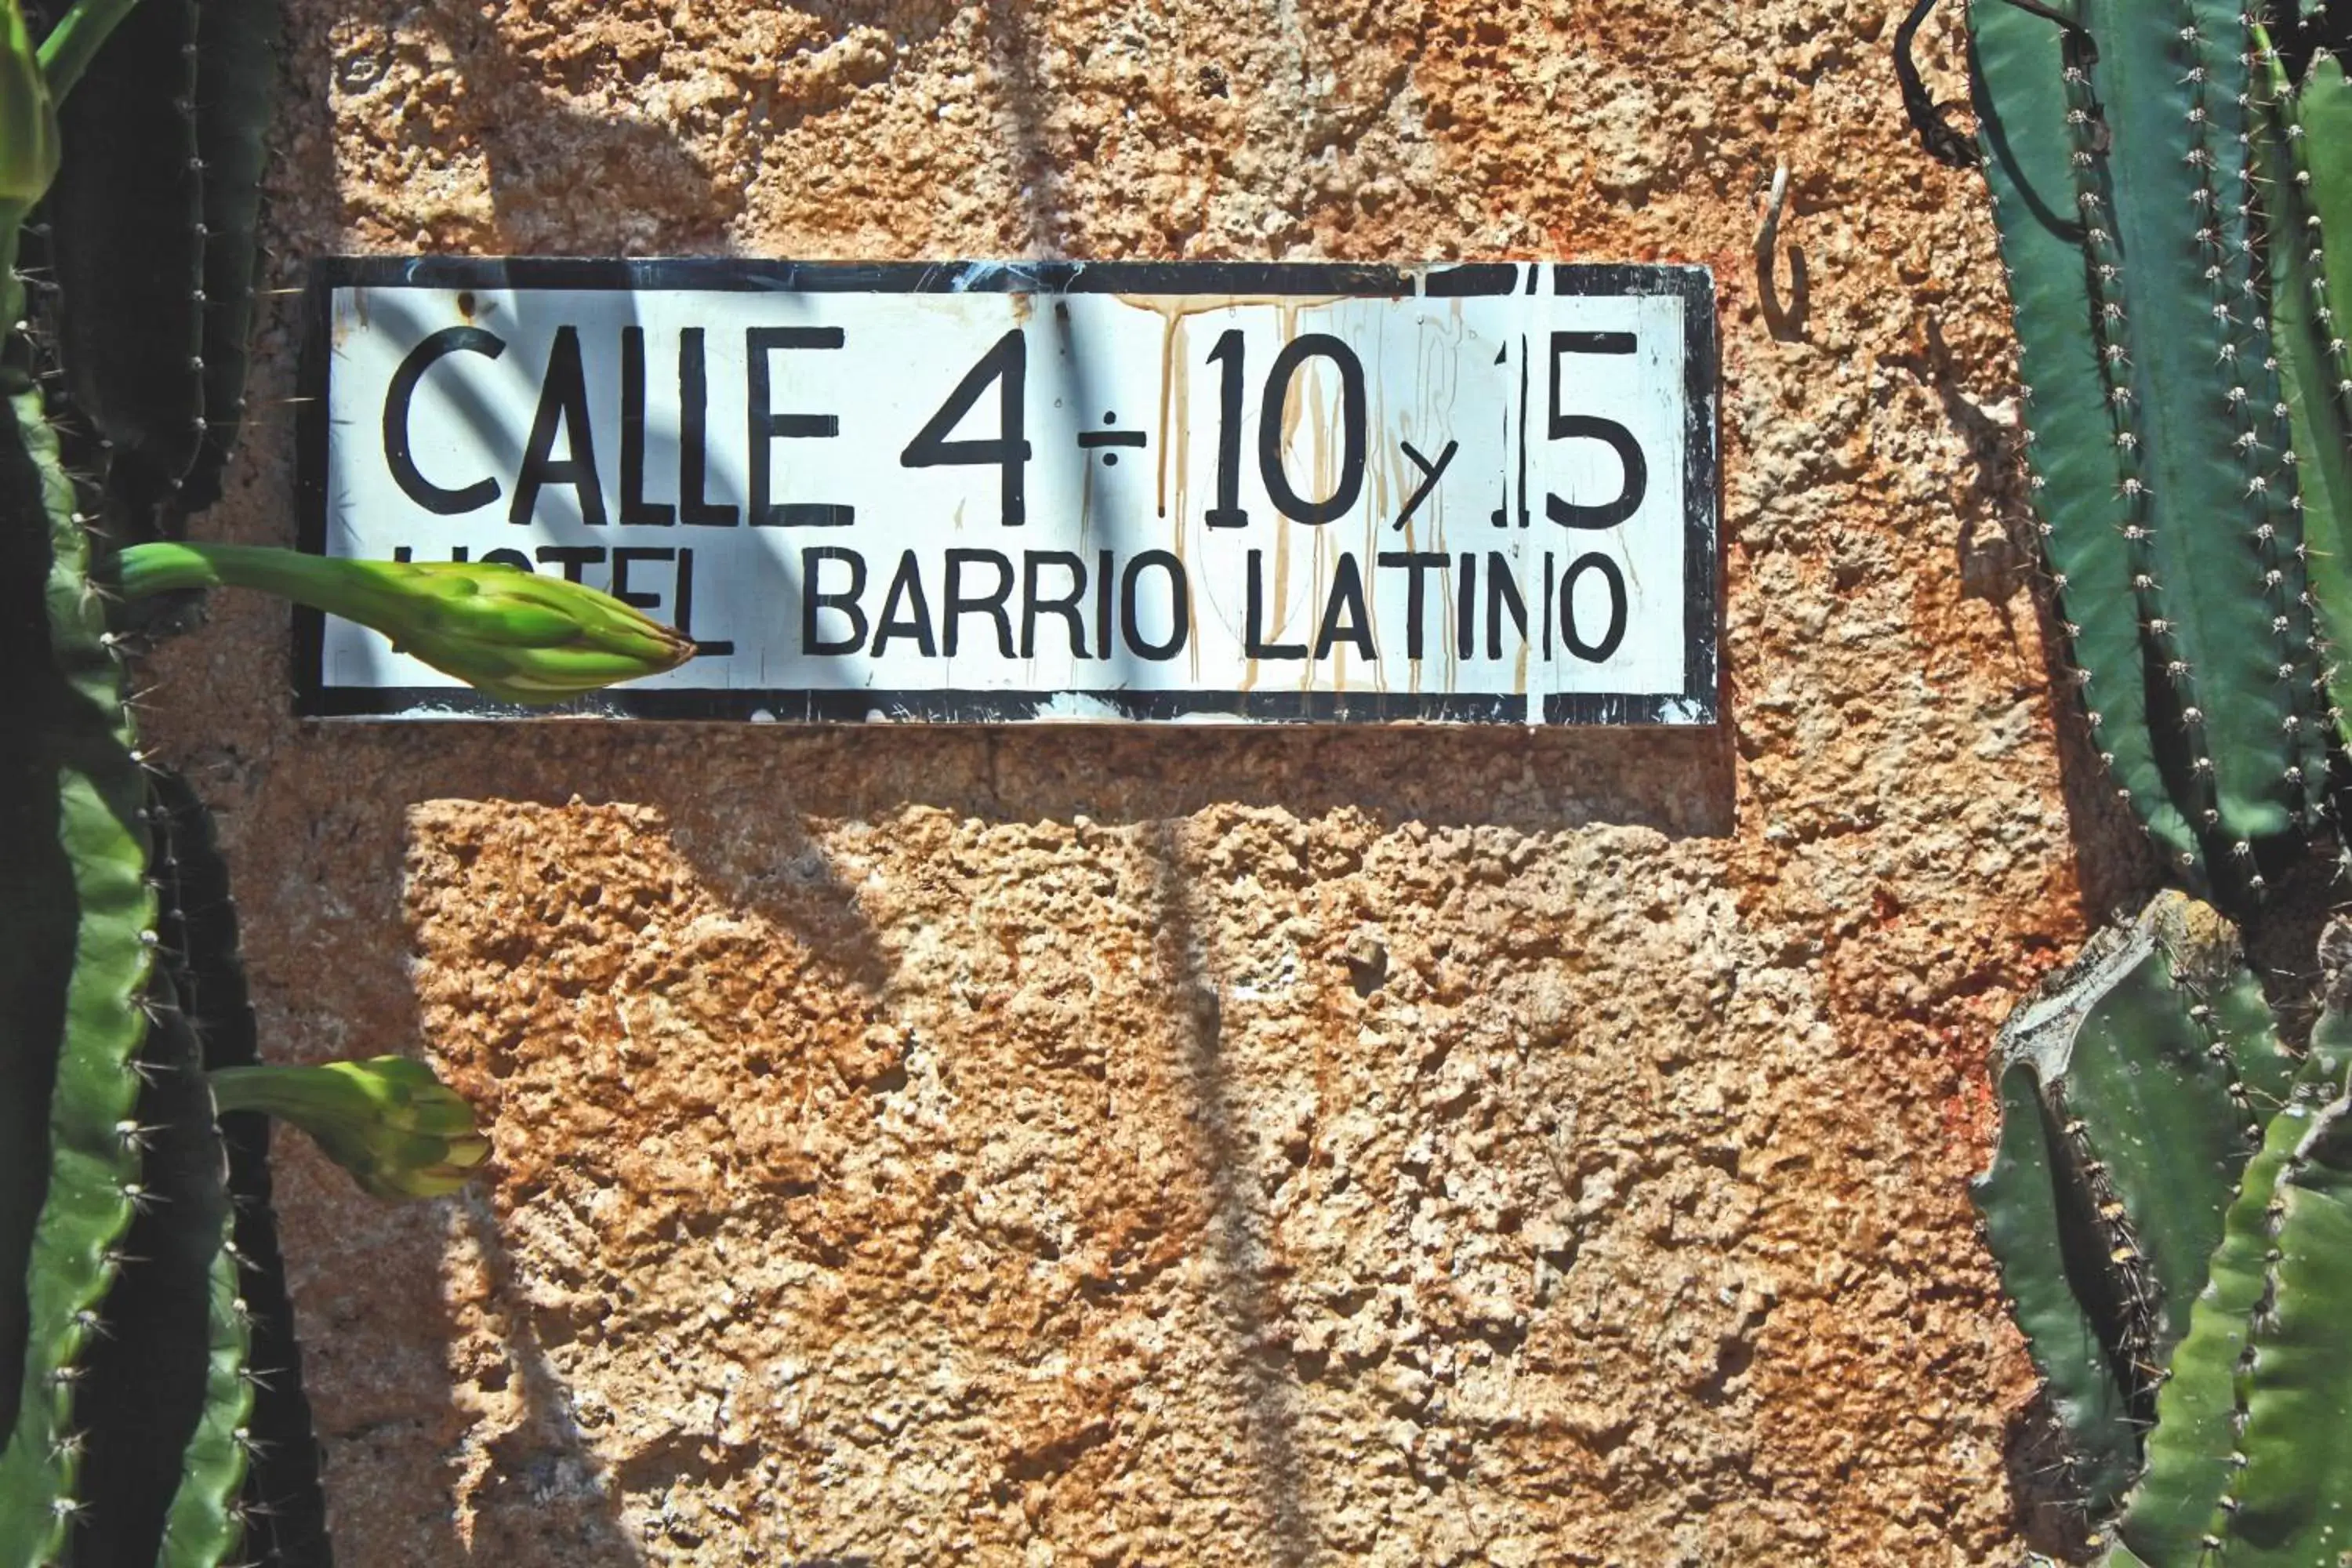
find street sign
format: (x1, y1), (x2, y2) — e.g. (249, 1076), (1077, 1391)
(297, 259), (1718, 724)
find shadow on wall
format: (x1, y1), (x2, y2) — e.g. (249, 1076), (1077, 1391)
(267, 709), (1732, 1560)
(367, 0), (971, 254)
(259, 2), (1742, 1557)
(1889, 314), (2161, 921)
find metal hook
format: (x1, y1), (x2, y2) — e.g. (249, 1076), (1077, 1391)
(1756, 163), (1809, 343)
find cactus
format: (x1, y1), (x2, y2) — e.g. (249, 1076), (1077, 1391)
(1976, 1058), (2141, 1512)
(2259, 42), (2352, 748)
(0, 379), (163, 1563)
(3, 0), (695, 1555)
(42, 0), (203, 525)
(2111, 1082), (2347, 1564)
(1940, 4), (2352, 1553)
(1975, 894), (2278, 1510)
(151, 767), (330, 1560)
(2212, 1094), (2352, 1566)
(38, 0), (282, 527)
(1965, 0), (2333, 898)
(116, 541), (699, 705)
(1976, 890), (2352, 1561)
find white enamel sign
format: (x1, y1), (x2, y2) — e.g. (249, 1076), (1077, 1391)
(298, 260), (1718, 723)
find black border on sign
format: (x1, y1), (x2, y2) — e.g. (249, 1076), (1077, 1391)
(295, 258), (1721, 726)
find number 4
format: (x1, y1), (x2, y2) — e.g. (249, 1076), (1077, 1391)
(901, 328), (1033, 526)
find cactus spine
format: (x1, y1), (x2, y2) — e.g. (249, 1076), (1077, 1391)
(2216, 1096), (2352, 1565)
(1976, 1059), (2141, 1512)
(5, 0), (693, 1552)
(1968, 0), (2333, 897)
(1975, 890), (2352, 1563)
(0, 383), (169, 1560)
(2260, 42), (2352, 742)
(43, 0), (205, 525)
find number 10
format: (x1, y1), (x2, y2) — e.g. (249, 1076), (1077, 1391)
(1204, 328), (1370, 529)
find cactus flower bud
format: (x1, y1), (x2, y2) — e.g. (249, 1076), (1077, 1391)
(117, 541), (696, 704)
(0, 0), (60, 207)
(209, 1057), (491, 1200)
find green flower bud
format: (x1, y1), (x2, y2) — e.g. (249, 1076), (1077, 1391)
(0, 0), (60, 207)
(210, 1057), (491, 1200)
(116, 542), (696, 705)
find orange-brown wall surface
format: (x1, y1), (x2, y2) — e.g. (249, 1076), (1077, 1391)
(145, 0), (2140, 1560)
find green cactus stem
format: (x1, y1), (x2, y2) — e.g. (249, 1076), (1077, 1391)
(2263, 42), (2352, 745)
(1977, 893), (2290, 1512)
(34, 0), (144, 100)
(0, 383), (159, 1562)
(1976, 1061), (2140, 1514)
(149, 766), (329, 1561)
(2111, 1080), (2333, 1564)
(68, 953), (248, 1568)
(0, 0), (56, 362)
(1968, 0), (2332, 894)
(0, 376), (80, 1519)
(180, 0), (281, 513)
(1968, 0), (2202, 880)
(2205, 1094), (2352, 1565)
(210, 1058), (489, 1202)
(1999, 899), (2258, 1365)
(118, 540), (698, 704)
(42, 0), (205, 524)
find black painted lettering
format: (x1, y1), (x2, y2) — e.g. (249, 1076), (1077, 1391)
(384, 325), (506, 516)
(611, 546), (673, 608)
(1206, 328), (1248, 529)
(801, 546), (869, 655)
(871, 550), (938, 658)
(1455, 551), (1477, 660)
(1541, 551), (1555, 659)
(535, 545), (605, 583)
(1313, 551), (1374, 661)
(673, 548), (734, 655)
(749, 326), (853, 528)
(1485, 551), (1526, 659)
(1394, 438), (1457, 528)
(1546, 331), (1646, 530)
(944, 548), (1015, 658)
(1258, 333), (1367, 524)
(1245, 550), (1306, 660)
(512, 325), (608, 527)
(1096, 549), (1116, 658)
(620, 328), (674, 526)
(1375, 551), (1446, 660)
(902, 329), (1030, 527)
(1562, 551), (1628, 661)
(1120, 551), (1188, 662)
(1022, 551), (1089, 659)
(679, 328), (737, 528)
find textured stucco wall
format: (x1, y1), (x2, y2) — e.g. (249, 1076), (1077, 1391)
(141, 0), (2146, 1561)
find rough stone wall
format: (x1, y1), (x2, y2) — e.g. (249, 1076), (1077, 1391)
(137, 0), (2145, 1561)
